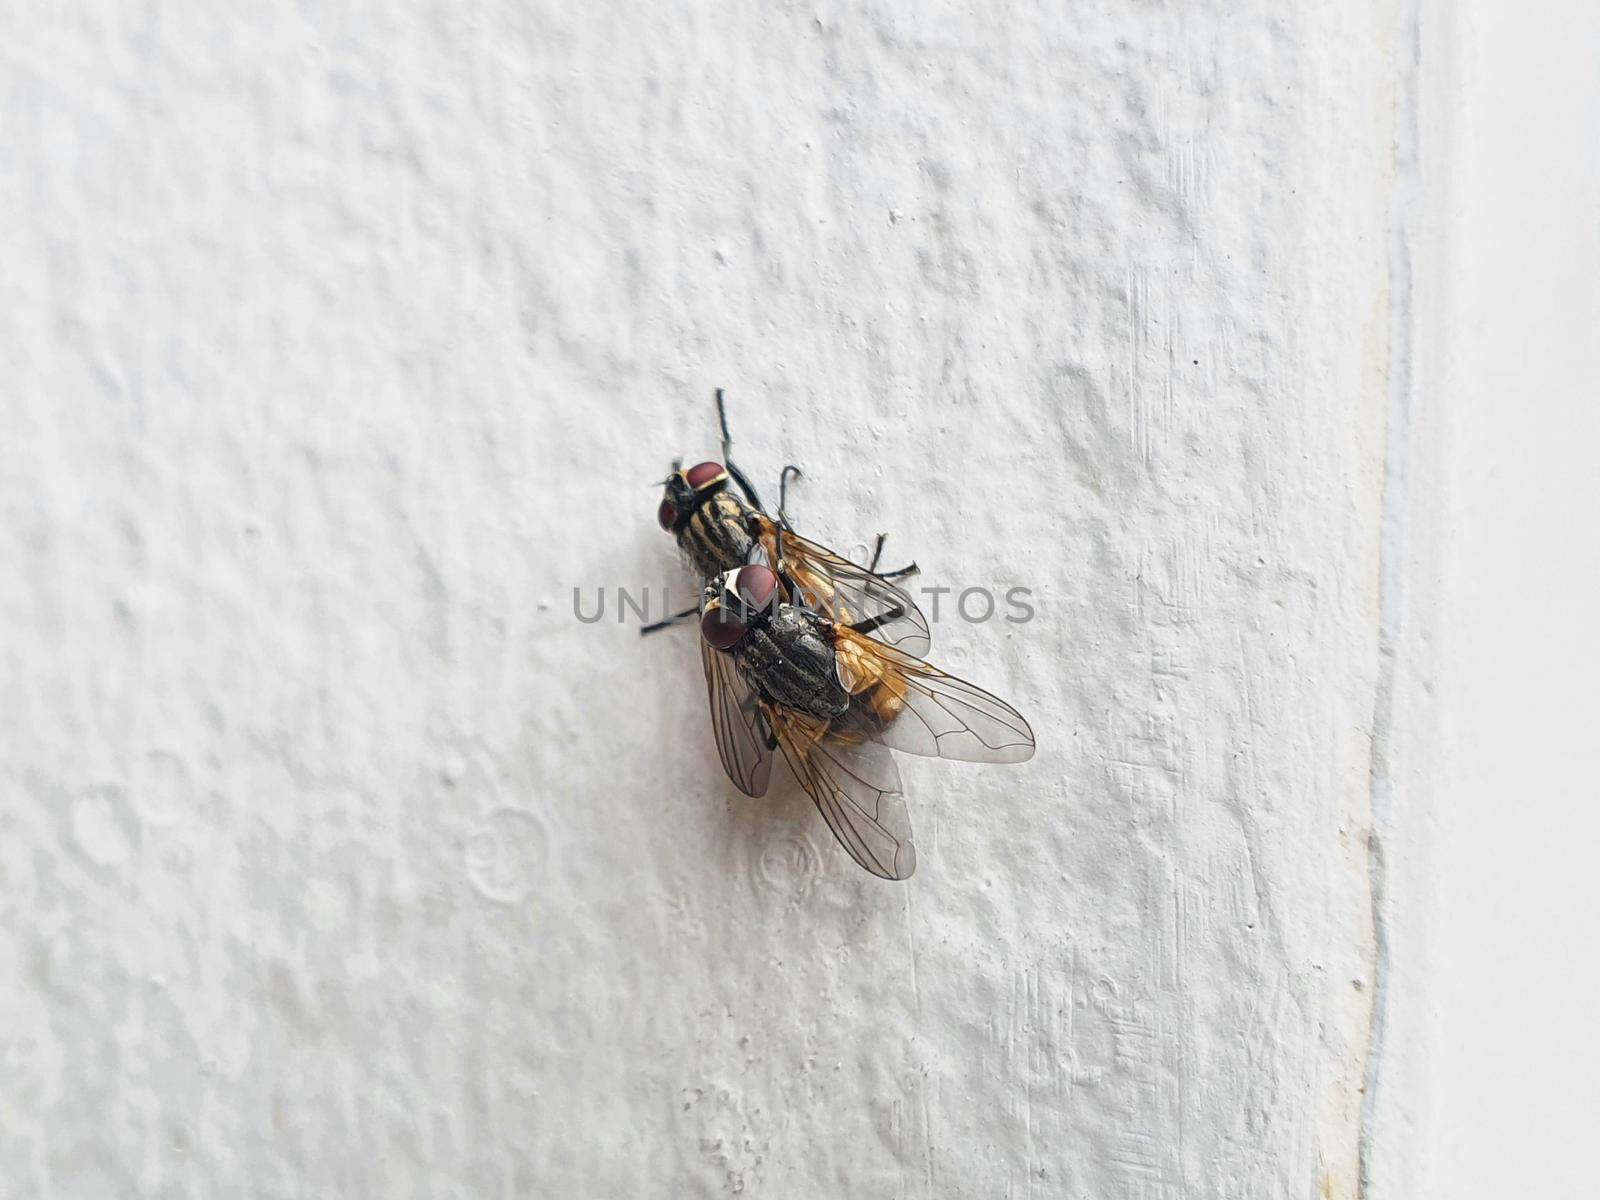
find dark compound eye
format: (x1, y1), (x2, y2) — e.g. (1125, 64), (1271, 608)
(734, 564), (779, 611)
(700, 604), (749, 651)
(684, 461), (727, 491)
(657, 498), (678, 530)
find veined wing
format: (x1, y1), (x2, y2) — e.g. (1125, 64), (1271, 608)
(701, 634), (775, 797)
(833, 626), (1036, 764)
(754, 518), (931, 658)
(766, 704), (916, 881)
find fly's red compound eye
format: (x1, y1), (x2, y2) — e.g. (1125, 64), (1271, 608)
(685, 461), (728, 491)
(734, 564), (779, 611)
(657, 497), (679, 530)
(700, 604), (748, 651)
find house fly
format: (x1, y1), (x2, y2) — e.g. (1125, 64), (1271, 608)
(648, 390), (929, 652)
(647, 390), (935, 797)
(697, 563), (1034, 880)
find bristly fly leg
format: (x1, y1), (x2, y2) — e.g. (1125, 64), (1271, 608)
(846, 608), (905, 639)
(639, 604), (700, 636)
(715, 388), (766, 512)
(877, 563), (919, 581)
(717, 392), (920, 585)
(866, 532), (918, 582)
(774, 464), (805, 582)
(867, 533), (886, 570)
(777, 464), (803, 531)
(727, 462), (764, 513)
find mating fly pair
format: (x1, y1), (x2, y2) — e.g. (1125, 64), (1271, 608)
(648, 391), (1034, 880)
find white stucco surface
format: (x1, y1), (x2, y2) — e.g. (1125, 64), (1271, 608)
(3, 3), (1413, 1196)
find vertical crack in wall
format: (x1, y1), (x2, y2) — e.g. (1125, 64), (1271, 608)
(1359, 0), (1422, 1194)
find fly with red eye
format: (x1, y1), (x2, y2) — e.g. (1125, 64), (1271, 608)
(646, 390), (1013, 876)
(657, 460), (732, 534)
(698, 564), (780, 650)
(644, 390), (932, 658)
(697, 565), (1035, 882)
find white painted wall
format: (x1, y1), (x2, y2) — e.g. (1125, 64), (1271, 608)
(4, 1), (1572, 1197)
(1416, 2), (1600, 1197)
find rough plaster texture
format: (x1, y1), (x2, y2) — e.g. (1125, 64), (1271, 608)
(2, 3), (1408, 1196)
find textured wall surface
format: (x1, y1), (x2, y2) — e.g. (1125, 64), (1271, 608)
(2, 3), (1404, 1196)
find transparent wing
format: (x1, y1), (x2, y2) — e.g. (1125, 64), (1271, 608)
(834, 627), (1036, 764)
(701, 636), (775, 797)
(767, 705), (916, 881)
(755, 519), (931, 658)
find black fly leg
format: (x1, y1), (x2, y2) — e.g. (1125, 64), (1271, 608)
(639, 604), (700, 636)
(715, 388), (766, 512)
(865, 532), (918, 582)
(774, 464), (804, 581)
(715, 387), (736, 458)
(777, 465), (803, 531)
(726, 460), (764, 512)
